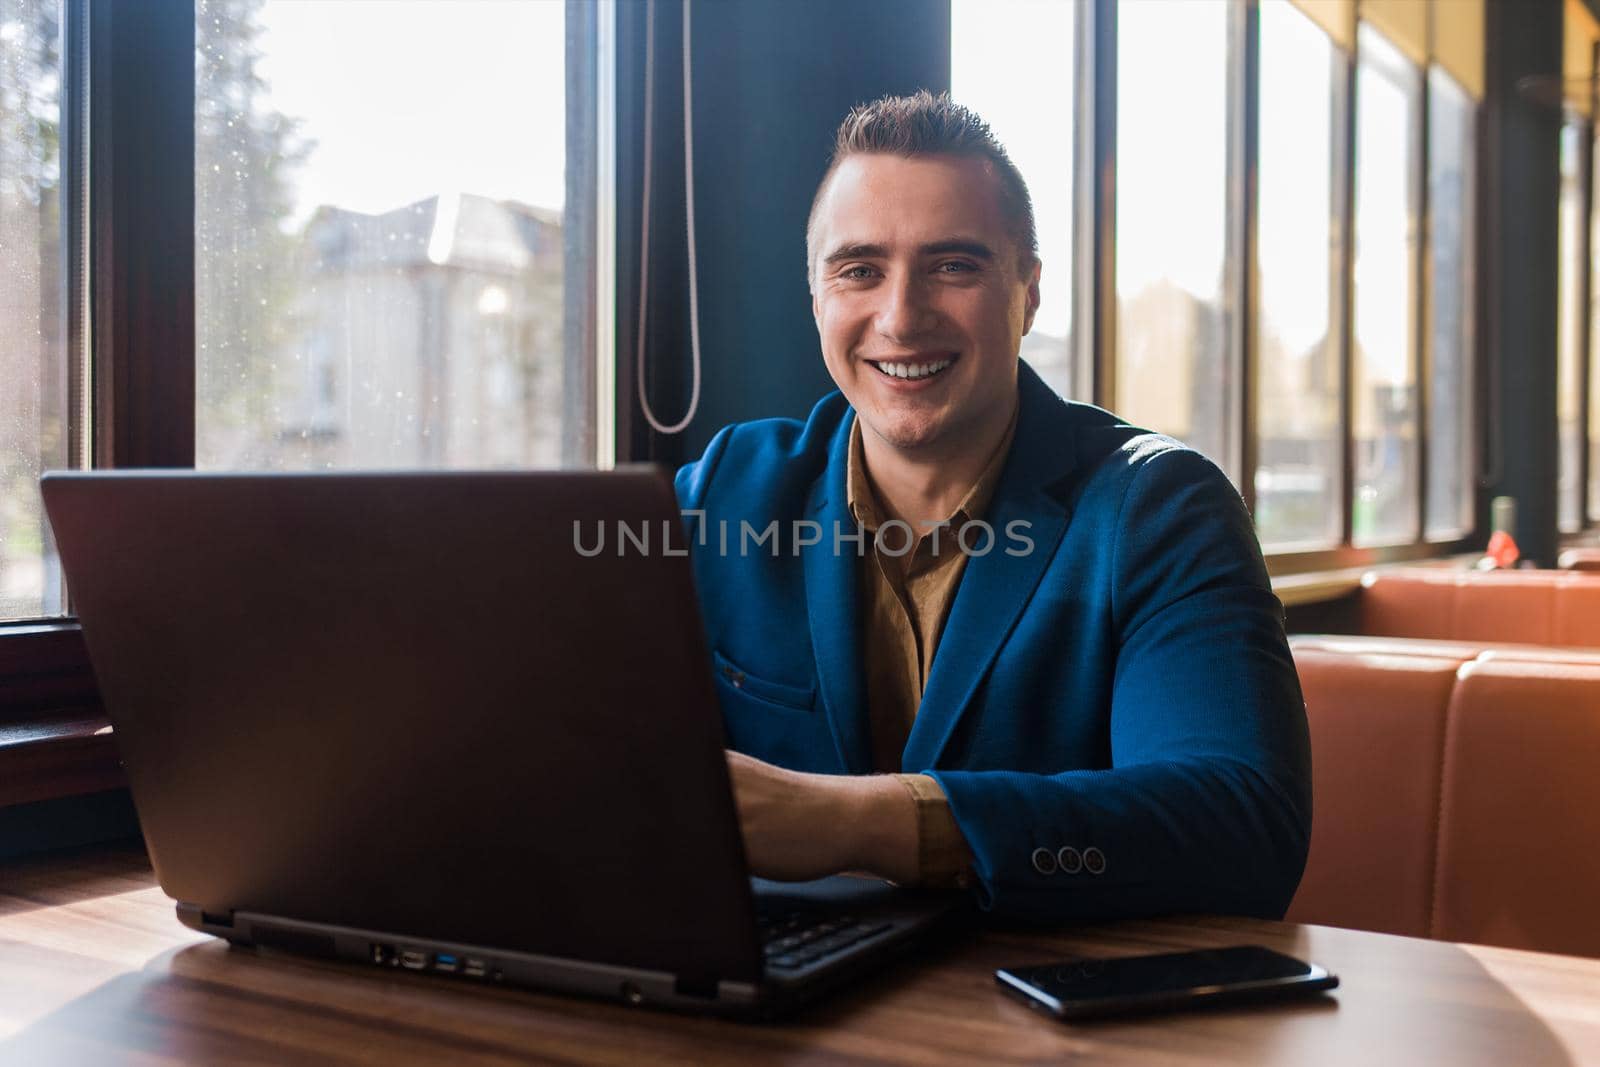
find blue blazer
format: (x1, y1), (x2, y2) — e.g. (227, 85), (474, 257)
(675, 362), (1311, 921)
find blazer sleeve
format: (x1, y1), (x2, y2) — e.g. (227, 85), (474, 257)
(926, 445), (1312, 921)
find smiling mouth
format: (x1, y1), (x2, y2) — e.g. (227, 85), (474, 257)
(867, 355), (956, 381)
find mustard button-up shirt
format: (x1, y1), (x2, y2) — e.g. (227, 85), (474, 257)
(845, 407), (1018, 887)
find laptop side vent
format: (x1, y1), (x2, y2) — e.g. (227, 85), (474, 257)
(673, 974), (719, 1000)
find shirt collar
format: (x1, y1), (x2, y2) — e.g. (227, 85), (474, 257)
(846, 403), (1019, 534)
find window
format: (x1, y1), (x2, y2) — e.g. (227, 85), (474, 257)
(950, 0), (1077, 400)
(1114, 0), (1233, 476)
(1592, 130), (1600, 524)
(1557, 120), (1586, 533)
(1351, 24), (1421, 546)
(0, 0), (70, 623)
(1254, 0), (1342, 550)
(195, 0), (594, 472)
(1425, 66), (1476, 540)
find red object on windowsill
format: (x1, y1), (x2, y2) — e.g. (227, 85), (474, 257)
(1478, 529), (1520, 570)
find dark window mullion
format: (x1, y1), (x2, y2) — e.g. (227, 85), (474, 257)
(1415, 54), (1432, 548)
(1230, 0), (1260, 510)
(1580, 43), (1599, 529)
(89, 0), (195, 470)
(1336, 35), (1358, 548)
(1082, 0), (1117, 409)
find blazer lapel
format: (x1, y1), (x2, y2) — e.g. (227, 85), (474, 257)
(902, 366), (1079, 771)
(802, 413), (874, 775)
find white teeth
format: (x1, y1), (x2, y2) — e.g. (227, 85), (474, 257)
(874, 358), (953, 380)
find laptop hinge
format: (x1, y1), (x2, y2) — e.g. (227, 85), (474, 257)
(177, 902), (235, 930)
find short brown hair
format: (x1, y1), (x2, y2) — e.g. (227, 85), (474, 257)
(805, 90), (1038, 286)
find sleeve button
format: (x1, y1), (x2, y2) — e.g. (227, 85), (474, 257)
(1031, 847), (1058, 875)
(1056, 846), (1082, 874)
(1083, 847), (1106, 875)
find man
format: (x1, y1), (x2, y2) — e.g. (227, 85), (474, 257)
(675, 91), (1310, 920)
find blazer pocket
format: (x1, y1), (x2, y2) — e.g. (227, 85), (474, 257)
(711, 649), (815, 712)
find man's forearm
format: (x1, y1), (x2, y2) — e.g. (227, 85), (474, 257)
(725, 750), (924, 884)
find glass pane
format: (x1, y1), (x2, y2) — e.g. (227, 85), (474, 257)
(196, 0), (589, 471)
(1351, 24), (1420, 546)
(0, 0), (67, 622)
(1115, 0), (1232, 475)
(950, 0), (1076, 399)
(1425, 67), (1475, 541)
(1557, 120), (1584, 533)
(1593, 132), (1600, 523)
(1254, 1), (1340, 550)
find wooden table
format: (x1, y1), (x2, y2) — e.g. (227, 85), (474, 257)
(2, 843), (1598, 1065)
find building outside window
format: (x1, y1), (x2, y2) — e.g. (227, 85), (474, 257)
(195, 0), (586, 474)
(0, 0), (68, 622)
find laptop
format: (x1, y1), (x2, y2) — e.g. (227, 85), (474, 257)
(40, 467), (965, 1016)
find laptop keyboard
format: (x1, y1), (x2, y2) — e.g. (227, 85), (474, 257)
(757, 909), (894, 972)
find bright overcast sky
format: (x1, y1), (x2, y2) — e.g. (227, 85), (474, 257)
(254, 0), (566, 226)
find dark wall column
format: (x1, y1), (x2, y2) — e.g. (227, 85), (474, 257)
(1481, 0), (1562, 565)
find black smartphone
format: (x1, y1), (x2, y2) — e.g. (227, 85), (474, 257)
(995, 945), (1339, 1021)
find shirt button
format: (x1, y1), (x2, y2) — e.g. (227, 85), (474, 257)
(1083, 847), (1106, 875)
(1031, 847), (1058, 875)
(1056, 846), (1083, 875)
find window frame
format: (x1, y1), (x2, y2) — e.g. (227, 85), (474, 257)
(0, 0), (189, 793)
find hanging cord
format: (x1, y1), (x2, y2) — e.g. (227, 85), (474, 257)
(635, 0), (703, 436)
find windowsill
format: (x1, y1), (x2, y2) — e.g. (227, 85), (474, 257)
(1271, 568), (1367, 607)
(0, 709), (123, 808)
(1269, 553), (1482, 608)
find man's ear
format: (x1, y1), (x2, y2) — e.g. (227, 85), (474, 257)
(1021, 258), (1042, 336)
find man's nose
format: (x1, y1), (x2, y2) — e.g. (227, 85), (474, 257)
(874, 271), (938, 342)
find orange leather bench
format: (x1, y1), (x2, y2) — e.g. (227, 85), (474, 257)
(1287, 635), (1600, 958)
(1357, 568), (1600, 647)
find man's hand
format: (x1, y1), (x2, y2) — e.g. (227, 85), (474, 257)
(724, 750), (920, 884)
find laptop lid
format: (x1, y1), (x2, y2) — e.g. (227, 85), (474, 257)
(41, 468), (763, 989)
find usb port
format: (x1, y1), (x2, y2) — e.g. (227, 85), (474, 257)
(400, 950), (428, 971)
(371, 943), (397, 966)
(462, 957), (488, 978)
(434, 953), (459, 973)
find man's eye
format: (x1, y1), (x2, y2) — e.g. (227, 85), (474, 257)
(938, 260), (977, 274)
(841, 265), (876, 280)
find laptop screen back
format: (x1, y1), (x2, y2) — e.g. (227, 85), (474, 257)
(42, 468), (762, 985)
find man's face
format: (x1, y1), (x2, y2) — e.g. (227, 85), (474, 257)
(810, 153), (1040, 459)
